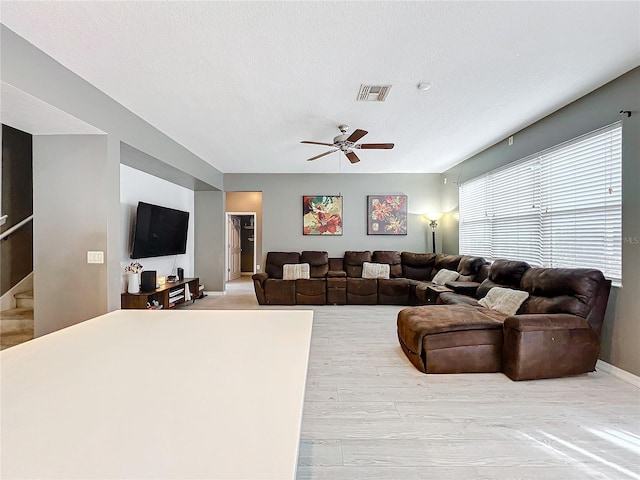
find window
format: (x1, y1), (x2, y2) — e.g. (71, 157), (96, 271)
(459, 122), (622, 284)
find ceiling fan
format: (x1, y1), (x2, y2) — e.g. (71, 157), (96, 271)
(301, 124), (394, 164)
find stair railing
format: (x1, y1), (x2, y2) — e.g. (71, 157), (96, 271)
(0, 215), (33, 241)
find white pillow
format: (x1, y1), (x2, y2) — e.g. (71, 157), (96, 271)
(478, 286), (529, 316)
(432, 268), (460, 285)
(362, 262), (390, 279)
(282, 263), (310, 280)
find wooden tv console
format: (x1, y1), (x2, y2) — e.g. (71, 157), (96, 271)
(121, 277), (200, 310)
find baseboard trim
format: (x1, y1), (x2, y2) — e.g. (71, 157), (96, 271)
(596, 360), (640, 388)
(204, 291), (226, 296)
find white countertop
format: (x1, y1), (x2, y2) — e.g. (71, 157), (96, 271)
(1, 309), (313, 479)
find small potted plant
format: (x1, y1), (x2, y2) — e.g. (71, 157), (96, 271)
(125, 262), (144, 294)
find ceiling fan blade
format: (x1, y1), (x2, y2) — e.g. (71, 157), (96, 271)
(346, 129), (368, 143)
(358, 143), (395, 149)
(307, 149), (337, 161)
(301, 140), (335, 147)
(345, 151), (360, 164)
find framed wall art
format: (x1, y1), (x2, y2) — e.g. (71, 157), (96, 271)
(303, 195), (343, 235)
(367, 195), (407, 235)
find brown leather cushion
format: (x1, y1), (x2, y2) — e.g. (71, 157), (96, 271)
(378, 278), (410, 305)
(397, 305), (505, 355)
(301, 251), (329, 278)
(373, 250), (402, 278)
(458, 256), (487, 277)
(344, 251), (372, 278)
(295, 278), (326, 296)
(476, 259), (531, 298)
(264, 278), (295, 305)
(401, 252), (436, 280)
(265, 252), (301, 279)
(433, 254), (462, 277)
(519, 268), (606, 318)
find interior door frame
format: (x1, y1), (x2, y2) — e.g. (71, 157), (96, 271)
(225, 211), (257, 285)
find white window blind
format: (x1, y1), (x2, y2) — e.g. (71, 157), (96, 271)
(459, 122), (622, 284)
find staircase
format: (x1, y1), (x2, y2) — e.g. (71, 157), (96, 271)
(0, 290), (34, 350)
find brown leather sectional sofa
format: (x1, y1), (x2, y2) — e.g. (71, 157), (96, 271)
(253, 250), (611, 380)
(397, 259), (612, 380)
(252, 250), (487, 306)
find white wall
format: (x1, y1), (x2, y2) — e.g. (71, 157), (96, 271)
(120, 164), (194, 291)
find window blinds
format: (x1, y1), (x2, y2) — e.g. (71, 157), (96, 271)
(459, 122), (622, 284)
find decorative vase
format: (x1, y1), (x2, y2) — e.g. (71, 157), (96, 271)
(127, 273), (140, 294)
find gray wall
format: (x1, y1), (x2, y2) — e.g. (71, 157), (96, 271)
(224, 173), (442, 264)
(441, 67), (640, 376)
(195, 191), (225, 292)
(33, 135), (110, 336)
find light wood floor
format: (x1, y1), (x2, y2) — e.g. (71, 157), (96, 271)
(190, 278), (640, 479)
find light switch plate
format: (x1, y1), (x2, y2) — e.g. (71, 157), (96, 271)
(87, 251), (104, 264)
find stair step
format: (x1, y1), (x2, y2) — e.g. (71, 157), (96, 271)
(15, 290), (34, 309)
(1, 331), (34, 349)
(1, 307), (33, 321)
(1, 307), (34, 335)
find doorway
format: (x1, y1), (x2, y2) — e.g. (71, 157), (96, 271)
(225, 212), (256, 282)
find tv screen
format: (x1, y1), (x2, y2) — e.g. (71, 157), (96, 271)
(130, 202), (189, 259)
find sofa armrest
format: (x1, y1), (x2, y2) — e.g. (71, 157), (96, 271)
(252, 272), (269, 284)
(503, 313), (599, 381)
(445, 281), (480, 297)
(327, 270), (347, 278)
(504, 313), (592, 332)
(252, 273), (269, 305)
(437, 292), (480, 306)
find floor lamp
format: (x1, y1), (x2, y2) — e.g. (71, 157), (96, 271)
(429, 220), (438, 254)
(425, 213), (442, 254)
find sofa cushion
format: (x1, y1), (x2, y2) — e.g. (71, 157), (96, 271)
(373, 251), (402, 278)
(432, 269), (459, 285)
(434, 254), (462, 275)
(283, 263), (310, 280)
(518, 268), (606, 319)
(398, 305), (506, 354)
(344, 251), (372, 278)
(458, 256), (487, 277)
(301, 251), (329, 278)
(362, 262), (390, 279)
(476, 259), (531, 299)
(401, 252), (436, 280)
(478, 286), (529, 316)
(265, 252), (301, 279)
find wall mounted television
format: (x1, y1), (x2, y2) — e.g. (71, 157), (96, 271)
(130, 202), (189, 259)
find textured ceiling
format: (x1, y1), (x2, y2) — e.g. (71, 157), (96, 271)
(1, 1), (639, 174)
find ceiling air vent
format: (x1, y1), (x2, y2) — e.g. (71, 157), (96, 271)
(357, 84), (391, 102)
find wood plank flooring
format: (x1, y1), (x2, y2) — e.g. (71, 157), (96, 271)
(191, 278), (640, 479)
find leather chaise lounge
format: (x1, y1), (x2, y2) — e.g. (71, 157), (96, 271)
(397, 259), (612, 380)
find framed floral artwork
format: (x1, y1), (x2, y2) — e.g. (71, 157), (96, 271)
(303, 195), (343, 235)
(367, 195), (407, 235)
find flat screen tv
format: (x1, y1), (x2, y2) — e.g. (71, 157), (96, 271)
(130, 202), (189, 259)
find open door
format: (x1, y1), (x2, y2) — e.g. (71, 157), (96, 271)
(227, 215), (241, 281)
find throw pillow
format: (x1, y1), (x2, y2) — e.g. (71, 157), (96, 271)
(362, 262), (390, 279)
(432, 268), (460, 285)
(478, 286), (529, 316)
(282, 263), (310, 280)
